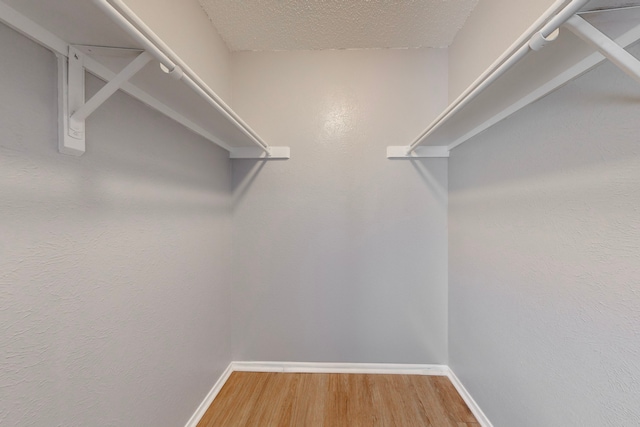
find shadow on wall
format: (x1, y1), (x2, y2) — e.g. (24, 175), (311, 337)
(409, 159), (447, 207)
(451, 67), (640, 192)
(230, 156), (304, 210)
(0, 74), (231, 218)
(449, 152), (640, 275)
(231, 159), (267, 209)
(447, 64), (640, 289)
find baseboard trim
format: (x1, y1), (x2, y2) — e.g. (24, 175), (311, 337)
(446, 368), (494, 427)
(183, 363), (234, 427)
(231, 361), (449, 375)
(185, 361), (492, 427)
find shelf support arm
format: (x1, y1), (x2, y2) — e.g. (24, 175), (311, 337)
(60, 46), (153, 156)
(564, 15), (640, 84)
(70, 49), (153, 124)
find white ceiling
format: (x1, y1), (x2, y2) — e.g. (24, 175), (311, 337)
(198, 0), (480, 51)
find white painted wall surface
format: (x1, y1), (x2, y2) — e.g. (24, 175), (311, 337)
(448, 0), (555, 101)
(0, 24), (233, 426)
(449, 45), (640, 426)
(230, 49), (449, 364)
(123, 0), (232, 102)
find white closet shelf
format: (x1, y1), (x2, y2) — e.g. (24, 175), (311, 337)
(0, 0), (290, 159)
(388, 0), (640, 159)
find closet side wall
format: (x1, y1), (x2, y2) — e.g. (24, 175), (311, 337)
(448, 45), (640, 426)
(123, 0), (232, 102)
(448, 0), (555, 102)
(230, 48), (449, 364)
(0, 24), (233, 427)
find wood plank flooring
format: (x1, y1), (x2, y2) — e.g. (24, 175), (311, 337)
(197, 372), (479, 426)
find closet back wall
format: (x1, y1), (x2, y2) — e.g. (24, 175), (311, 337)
(230, 48), (449, 364)
(0, 24), (234, 427)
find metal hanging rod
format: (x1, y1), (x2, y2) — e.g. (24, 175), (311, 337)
(389, 0), (640, 158)
(387, 0), (591, 158)
(93, 0), (272, 154)
(404, 0), (590, 156)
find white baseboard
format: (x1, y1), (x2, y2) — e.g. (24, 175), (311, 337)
(446, 368), (494, 427)
(231, 361), (449, 375)
(183, 363), (234, 427)
(185, 361), (491, 427)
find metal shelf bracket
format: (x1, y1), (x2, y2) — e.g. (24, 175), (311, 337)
(230, 146), (291, 159)
(58, 45), (152, 156)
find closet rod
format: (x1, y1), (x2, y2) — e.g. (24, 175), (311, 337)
(93, 0), (271, 154)
(406, 0), (590, 154)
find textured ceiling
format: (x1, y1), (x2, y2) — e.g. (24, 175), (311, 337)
(198, 0), (479, 51)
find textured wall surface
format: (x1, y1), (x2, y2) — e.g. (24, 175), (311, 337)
(230, 48), (449, 364)
(448, 0), (555, 101)
(449, 45), (640, 426)
(0, 24), (233, 426)
(123, 0), (232, 102)
(200, 0), (478, 51)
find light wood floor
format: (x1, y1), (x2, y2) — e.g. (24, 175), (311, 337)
(197, 372), (480, 426)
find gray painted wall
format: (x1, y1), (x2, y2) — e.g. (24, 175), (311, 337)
(230, 49), (449, 364)
(0, 24), (233, 426)
(449, 45), (640, 426)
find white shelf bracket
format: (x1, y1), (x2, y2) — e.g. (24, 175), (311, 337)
(565, 15), (640, 85)
(386, 146), (450, 159)
(230, 146), (291, 159)
(58, 46), (153, 156)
